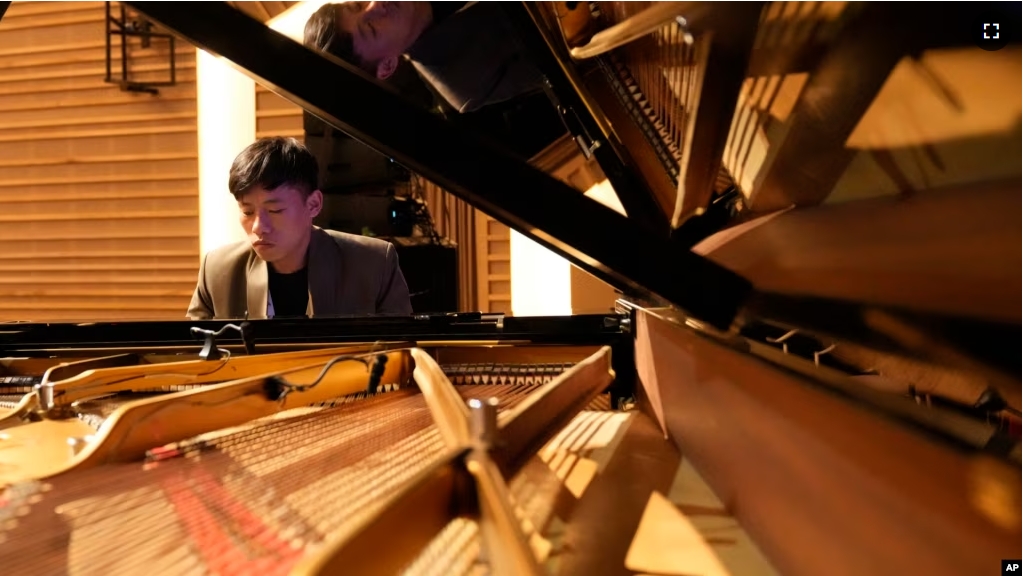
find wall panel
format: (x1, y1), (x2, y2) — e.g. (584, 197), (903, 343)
(0, 1), (199, 321)
(475, 214), (511, 314)
(255, 85), (303, 138)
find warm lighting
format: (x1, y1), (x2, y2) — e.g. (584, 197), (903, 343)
(196, 50), (255, 256)
(196, 2), (336, 257)
(583, 178), (627, 216)
(267, 1), (332, 40)
(510, 230), (572, 316)
(511, 179), (621, 316)
(625, 491), (733, 576)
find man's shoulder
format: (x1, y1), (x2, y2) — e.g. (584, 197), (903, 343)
(319, 228), (396, 256)
(202, 239), (253, 267)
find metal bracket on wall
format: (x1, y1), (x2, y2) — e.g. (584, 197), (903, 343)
(104, 1), (176, 95)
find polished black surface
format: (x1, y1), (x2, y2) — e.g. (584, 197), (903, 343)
(124, 1), (753, 332)
(0, 312), (628, 353)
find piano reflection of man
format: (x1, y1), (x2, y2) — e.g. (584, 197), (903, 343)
(186, 137), (413, 320)
(304, 1), (544, 114)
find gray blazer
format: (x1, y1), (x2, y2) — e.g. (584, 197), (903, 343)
(186, 227), (412, 320)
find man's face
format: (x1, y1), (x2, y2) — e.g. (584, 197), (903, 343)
(237, 184), (323, 267)
(337, 1), (429, 66)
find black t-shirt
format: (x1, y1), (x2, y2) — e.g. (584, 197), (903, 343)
(268, 266), (309, 318)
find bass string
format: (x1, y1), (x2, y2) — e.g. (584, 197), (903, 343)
(1, 376), (555, 575)
(1, 390), (442, 575)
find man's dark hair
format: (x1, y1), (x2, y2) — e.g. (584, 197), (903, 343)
(228, 137), (319, 199)
(304, 3), (365, 69)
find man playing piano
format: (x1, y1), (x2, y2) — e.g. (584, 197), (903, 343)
(186, 137), (413, 320)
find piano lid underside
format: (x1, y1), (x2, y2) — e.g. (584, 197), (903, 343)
(550, 1), (1021, 381)
(547, 1), (1020, 227)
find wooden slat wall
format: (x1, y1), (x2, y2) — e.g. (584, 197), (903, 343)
(255, 84), (303, 139)
(474, 214), (511, 314)
(0, 1), (199, 322)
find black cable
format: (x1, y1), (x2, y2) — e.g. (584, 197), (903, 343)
(263, 352), (390, 401)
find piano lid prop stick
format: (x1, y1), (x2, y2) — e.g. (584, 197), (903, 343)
(410, 348), (471, 449)
(408, 349), (545, 575)
(492, 345), (615, 478)
(569, 1), (704, 59)
(290, 448), (465, 576)
(466, 450), (545, 576)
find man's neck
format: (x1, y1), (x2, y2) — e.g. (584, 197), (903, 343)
(269, 231), (311, 275)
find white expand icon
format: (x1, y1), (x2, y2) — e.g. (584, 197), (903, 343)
(983, 23), (1000, 39)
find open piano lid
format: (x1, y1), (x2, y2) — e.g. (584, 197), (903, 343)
(114, 1), (1016, 384)
(123, 0), (753, 334)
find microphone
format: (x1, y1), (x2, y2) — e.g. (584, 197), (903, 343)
(367, 354), (389, 394)
(239, 321), (257, 355)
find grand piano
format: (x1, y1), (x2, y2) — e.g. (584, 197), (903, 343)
(0, 2), (1019, 575)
